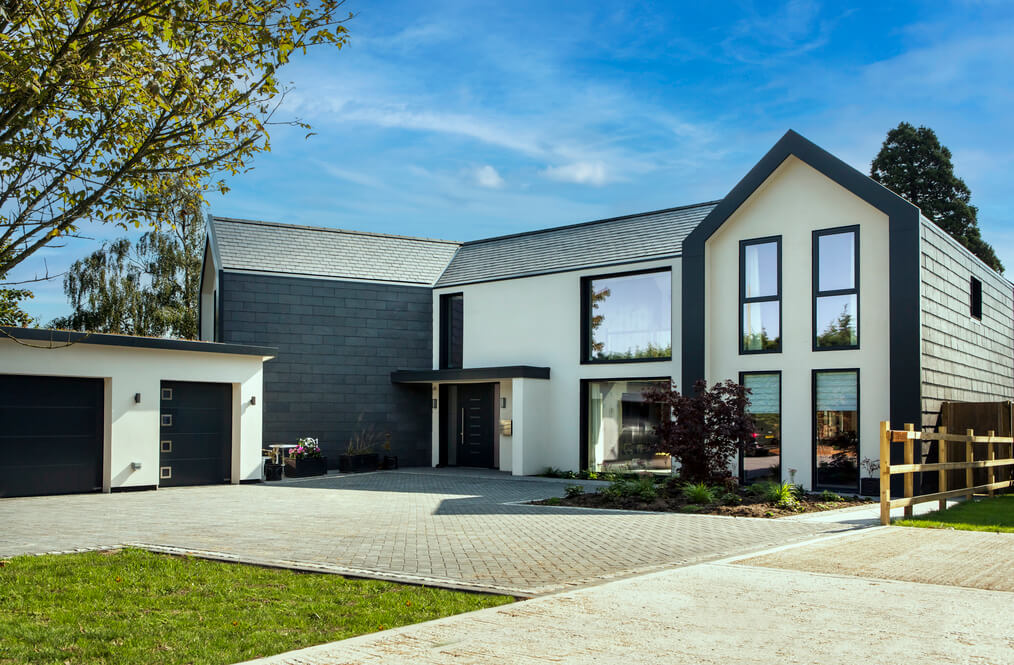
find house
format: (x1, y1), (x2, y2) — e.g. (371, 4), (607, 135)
(201, 130), (1014, 492)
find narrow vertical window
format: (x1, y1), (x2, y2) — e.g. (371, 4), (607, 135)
(740, 372), (781, 485)
(739, 237), (781, 353)
(813, 369), (859, 492)
(970, 276), (982, 320)
(440, 293), (463, 369)
(813, 227), (859, 350)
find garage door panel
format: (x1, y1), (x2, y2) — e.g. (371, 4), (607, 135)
(159, 381), (231, 487)
(0, 375), (103, 498)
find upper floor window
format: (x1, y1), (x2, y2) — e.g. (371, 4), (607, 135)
(440, 293), (463, 369)
(970, 276), (983, 320)
(740, 237), (781, 353)
(813, 227), (859, 350)
(582, 268), (671, 363)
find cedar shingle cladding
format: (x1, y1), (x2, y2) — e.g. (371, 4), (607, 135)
(920, 218), (1014, 424)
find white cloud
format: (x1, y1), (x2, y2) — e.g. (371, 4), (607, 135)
(474, 165), (505, 189)
(541, 161), (610, 186)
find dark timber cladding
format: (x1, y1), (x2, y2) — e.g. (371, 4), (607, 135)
(218, 271), (433, 467)
(0, 375), (103, 497)
(681, 129), (922, 428)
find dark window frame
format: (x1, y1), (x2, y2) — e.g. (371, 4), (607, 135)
(439, 292), (464, 370)
(811, 367), (861, 493)
(970, 276), (983, 320)
(739, 370), (782, 485)
(580, 267), (673, 365)
(579, 376), (671, 471)
(812, 225), (860, 351)
(739, 236), (782, 355)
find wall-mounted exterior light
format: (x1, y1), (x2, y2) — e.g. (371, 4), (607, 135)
(134, 393), (141, 404)
(131, 461), (143, 470)
(432, 398), (438, 409)
(250, 395), (257, 405)
(501, 397), (507, 408)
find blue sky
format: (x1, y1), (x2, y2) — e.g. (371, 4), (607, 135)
(13, 0), (1014, 323)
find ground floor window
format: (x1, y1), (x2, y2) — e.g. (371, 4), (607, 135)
(813, 369), (859, 491)
(584, 379), (668, 472)
(740, 372), (780, 484)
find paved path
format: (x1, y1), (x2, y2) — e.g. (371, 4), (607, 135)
(0, 468), (850, 595)
(738, 525), (1014, 592)
(241, 554), (1014, 665)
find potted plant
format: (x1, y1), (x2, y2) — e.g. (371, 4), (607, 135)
(860, 457), (880, 496)
(284, 437), (327, 477)
(339, 418), (384, 473)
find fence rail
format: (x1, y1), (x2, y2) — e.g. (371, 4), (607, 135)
(879, 421), (1014, 525)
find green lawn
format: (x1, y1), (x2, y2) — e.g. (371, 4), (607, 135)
(895, 494), (1014, 533)
(0, 548), (513, 665)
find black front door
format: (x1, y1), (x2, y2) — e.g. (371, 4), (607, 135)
(456, 383), (495, 468)
(159, 381), (231, 487)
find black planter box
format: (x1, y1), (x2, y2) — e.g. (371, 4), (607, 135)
(860, 477), (880, 497)
(284, 456), (328, 478)
(338, 453), (379, 473)
(264, 463), (284, 481)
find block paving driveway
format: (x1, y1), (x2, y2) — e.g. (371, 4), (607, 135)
(0, 469), (854, 596)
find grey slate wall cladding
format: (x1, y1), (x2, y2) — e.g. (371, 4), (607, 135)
(219, 271), (433, 467)
(920, 219), (1014, 425)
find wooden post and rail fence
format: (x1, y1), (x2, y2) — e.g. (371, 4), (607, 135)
(879, 421), (1014, 525)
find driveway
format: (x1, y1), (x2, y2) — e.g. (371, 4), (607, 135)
(0, 468), (852, 596)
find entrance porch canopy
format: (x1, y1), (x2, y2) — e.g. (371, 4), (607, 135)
(390, 365), (550, 384)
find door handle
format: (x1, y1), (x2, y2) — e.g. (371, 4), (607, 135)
(460, 408), (465, 444)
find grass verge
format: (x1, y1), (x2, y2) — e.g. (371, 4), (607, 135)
(895, 494), (1014, 533)
(0, 548), (513, 665)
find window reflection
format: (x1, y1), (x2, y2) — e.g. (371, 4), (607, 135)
(740, 238), (781, 353)
(587, 270), (671, 361)
(587, 380), (667, 472)
(814, 370), (859, 490)
(815, 294), (857, 348)
(742, 301), (780, 351)
(814, 229), (859, 350)
(742, 373), (780, 484)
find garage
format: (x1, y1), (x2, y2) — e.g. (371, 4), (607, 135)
(0, 374), (104, 498)
(159, 380), (232, 487)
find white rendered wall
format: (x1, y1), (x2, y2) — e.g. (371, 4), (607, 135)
(0, 340), (268, 490)
(432, 258), (681, 475)
(705, 156), (892, 489)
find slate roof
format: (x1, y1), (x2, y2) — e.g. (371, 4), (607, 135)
(210, 217), (461, 286)
(433, 201), (718, 288)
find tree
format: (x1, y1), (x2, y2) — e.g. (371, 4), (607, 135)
(642, 379), (754, 484)
(0, 280), (35, 326)
(0, 0), (350, 277)
(870, 122), (1002, 272)
(51, 185), (204, 338)
(816, 304), (856, 348)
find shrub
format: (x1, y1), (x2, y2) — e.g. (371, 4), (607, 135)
(819, 490), (843, 502)
(642, 379), (754, 484)
(762, 482), (799, 508)
(720, 492), (742, 506)
(544, 467), (578, 479)
(602, 477), (657, 501)
(564, 484), (585, 498)
(682, 482), (716, 505)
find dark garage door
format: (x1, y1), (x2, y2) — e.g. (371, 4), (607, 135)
(159, 381), (231, 487)
(0, 375), (104, 498)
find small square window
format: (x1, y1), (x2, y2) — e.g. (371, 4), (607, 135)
(970, 276), (982, 320)
(159, 466), (172, 479)
(161, 388), (173, 401)
(160, 414), (172, 427)
(160, 440), (172, 453)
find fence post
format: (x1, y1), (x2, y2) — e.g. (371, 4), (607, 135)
(903, 423), (915, 518)
(987, 430), (996, 498)
(880, 420), (891, 526)
(938, 426), (948, 511)
(965, 429), (975, 501)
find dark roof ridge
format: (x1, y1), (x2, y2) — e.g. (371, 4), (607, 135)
(461, 200), (720, 247)
(211, 216), (462, 246)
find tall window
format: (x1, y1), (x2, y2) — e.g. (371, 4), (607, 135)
(813, 227), (859, 350)
(583, 379), (668, 472)
(582, 269), (671, 363)
(740, 372), (780, 484)
(740, 237), (781, 353)
(813, 369), (859, 491)
(439, 293), (463, 369)
(970, 276), (983, 320)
